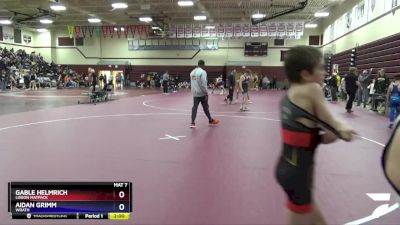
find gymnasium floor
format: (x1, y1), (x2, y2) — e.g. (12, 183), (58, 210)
(0, 88), (399, 225)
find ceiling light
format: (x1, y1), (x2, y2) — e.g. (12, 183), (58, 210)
(252, 13), (266, 19)
(112, 2), (128, 9)
(314, 12), (329, 17)
(37, 28), (49, 32)
(194, 15), (207, 21)
(50, 5), (66, 11)
(152, 26), (161, 30)
(139, 17), (152, 22)
(305, 23), (318, 28)
(178, 1), (194, 7)
(205, 25), (215, 29)
(88, 18), (101, 23)
(0, 19), (12, 25)
(40, 19), (53, 24)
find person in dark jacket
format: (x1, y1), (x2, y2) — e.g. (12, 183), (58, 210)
(224, 70), (236, 104)
(372, 69), (390, 111)
(357, 68), (373, 108)
(328, 73), (338, 102)
(345, 67), (360, 113)
(374, 69), (390, 94)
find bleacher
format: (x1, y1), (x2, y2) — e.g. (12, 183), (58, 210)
(331, 32), (400, 78)
(356, 33), (400, 78)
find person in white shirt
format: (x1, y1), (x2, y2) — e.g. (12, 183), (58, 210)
(190, 60), (220, 128)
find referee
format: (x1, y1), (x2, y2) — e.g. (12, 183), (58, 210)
(190, 60), (220, 128)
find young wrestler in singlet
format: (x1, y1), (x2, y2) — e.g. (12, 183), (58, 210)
(386, 75), (400, 128)
(239, 72), (251, 111)
(275, 46), (356, 225)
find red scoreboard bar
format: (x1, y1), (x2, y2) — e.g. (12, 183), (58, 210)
(8, 182), (132, 220)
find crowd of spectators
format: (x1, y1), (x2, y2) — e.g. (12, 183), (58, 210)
(324, 68), (395, 114)
(0, 46), (89, 91)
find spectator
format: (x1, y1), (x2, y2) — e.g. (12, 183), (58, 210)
(162, 71), (170, 94)
(29, 72), (38, 91)
(271, 76), (277, 90)
(0, 70), (6, 91)
(224, 70), (236, 104)
(329, 72), (339, 102)
(368, 78), (376, 106)
(345, 67), (360, 113)
(358, 68), (373, 108)
(262, 76), (270, 89)
(372, 69), (390, 111)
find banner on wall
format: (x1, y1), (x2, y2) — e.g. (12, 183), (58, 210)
(268, 22), (277, 37)
(384, 0), (399, 12)
(23, 35), (32, 44)
(74, 26), (81, 38)
(67, 26), (74, 38)
(201, 25), (210, 37)
(295, 22), (304, 38)
(115, 26), (122, 38)
(169, 24), (177, 38)
(123, 25), (130, 38)
(391, 0), (399, 14)
(95, 26), (101, 38)
(234, 24), (243, 37)
(209, 26), (217, 37)
(251, 24), (259, 37)
(129, 25), (136, 38)
(354, 1), (367, 28)
(368, 0), (384, 20)
(192, 24), (201, 38)
(259, 23), (268, 36)
(177, 24), (184, 38)
(242, 24), (251, 37)
(101, 26), (109, 38)
(225, 24), (233, 37)
(2, 33), (14, 42)
(81, 26), (88, 38)
(344, 11), (353, 32)
(217, 24), (225, 37)
(277, 22), (286, 37)
(63, 22), (305, 40)
(286, 22), (295, 38)
(185, 24), (192, 38)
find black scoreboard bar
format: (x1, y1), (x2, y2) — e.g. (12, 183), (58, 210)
(9, 182), (132, 220)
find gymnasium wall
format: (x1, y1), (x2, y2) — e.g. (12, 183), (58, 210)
(49, 27), (322, 67)
(0, 25), (35, 55)
(321, 0), (400, 54)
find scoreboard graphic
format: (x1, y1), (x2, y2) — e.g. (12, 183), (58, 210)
(8, 182), (132, 220)
(244, 42), (268, 56)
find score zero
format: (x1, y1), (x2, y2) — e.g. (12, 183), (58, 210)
(113, 183), (128, 211)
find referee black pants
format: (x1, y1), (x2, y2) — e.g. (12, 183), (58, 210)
(227, 87), (234, 102)
(163, 80), (168, 93)
(192, 95), (212, 123)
